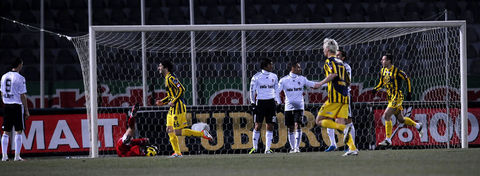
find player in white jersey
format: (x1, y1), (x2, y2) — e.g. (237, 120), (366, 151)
(249, 58), (280, 154)
(276, 61), (322, 153)
(325, 49), (357, 152)
(1, 58), (29, 161)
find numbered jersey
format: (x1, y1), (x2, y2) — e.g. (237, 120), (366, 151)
(1, 71), (27, 105)
(323, 56), (349, 104)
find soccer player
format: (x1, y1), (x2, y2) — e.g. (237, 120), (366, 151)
(325, 49), (357, 152)
(116, 103), (158, 157)
(276, 61), (322, 153)
(1, 57), (30, 161)
(315, 38), (358, 156)
(156, 60), (213, 158)
(249, 58), (279, 154)
(373, 53), (424, 146)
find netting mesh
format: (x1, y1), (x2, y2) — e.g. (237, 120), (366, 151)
(71, 25), (462, 156)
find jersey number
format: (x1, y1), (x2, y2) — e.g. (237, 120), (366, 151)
(5, 79), (12, 93)
(337, 65), (347, 86)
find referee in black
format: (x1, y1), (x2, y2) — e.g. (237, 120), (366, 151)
(1, 57), (30, 161)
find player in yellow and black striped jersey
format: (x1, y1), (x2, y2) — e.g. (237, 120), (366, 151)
(159, 71), (187, 118)
(373, 53), (424, 147)
(314, 38), (358, 156)
(156, 60), (213, 158)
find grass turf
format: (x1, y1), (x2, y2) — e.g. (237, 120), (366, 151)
(1, 148), (479, 176)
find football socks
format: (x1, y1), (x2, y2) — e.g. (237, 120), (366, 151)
(321, 119), (346, 131)
(265, 131), (273, 152)
(15, 134), (22, 157)
(181, 129), (203, 137)
(288, 131), (295, 149)
(327, 128), (337, 147)
(295, 129), (302, 150)
(403, 117), (417, 127)
(386, 120), (393, 139)
(252, 130), (260, 150)
(1, 134), (8, 159)
(168, 133), (181, 155)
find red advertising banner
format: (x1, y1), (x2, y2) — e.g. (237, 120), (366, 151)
(0, 113), (126, 154)
(374, 108), (480, 146)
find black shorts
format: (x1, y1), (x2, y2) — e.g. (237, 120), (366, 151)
(254, 99), (277, 124)
(284, 110), (304, 127)
(2, 104), (24, 132)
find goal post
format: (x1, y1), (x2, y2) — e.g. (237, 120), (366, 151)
(78, 21), (467, 158)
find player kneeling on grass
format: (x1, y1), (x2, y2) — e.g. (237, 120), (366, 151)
(116, 103), (159, 157)
(156, 61), (213, 158)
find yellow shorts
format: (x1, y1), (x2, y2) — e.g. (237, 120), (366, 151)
(317, 102), (349, 119)
(387, 98), (403, 111)
(166, 112), (188, 130)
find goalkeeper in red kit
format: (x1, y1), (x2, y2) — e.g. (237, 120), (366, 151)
(116, 103), (158, 157)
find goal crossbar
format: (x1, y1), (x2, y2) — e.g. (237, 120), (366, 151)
(91, 21), (466, 32)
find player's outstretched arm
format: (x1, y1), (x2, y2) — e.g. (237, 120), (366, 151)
(156, 98), (168, 106)
(318, 73), (337, 86)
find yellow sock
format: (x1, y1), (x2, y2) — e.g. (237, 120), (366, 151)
(346, 134), (357, 151)
(181, 129), (203, 137)
(403, 117), (416, 127)
(320, 119), (346, 131)
(385, 120), (392, 139)
(168, 133), (181, 154)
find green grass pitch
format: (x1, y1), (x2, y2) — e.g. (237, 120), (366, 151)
(1, 148), (479, 176)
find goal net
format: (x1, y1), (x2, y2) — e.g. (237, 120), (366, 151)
(70, 22), (468, 157)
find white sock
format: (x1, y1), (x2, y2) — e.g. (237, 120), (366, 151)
(349, 122), (356, 144)
(15, 134), (22, 158)
(415, 123), (421, 129)
(2, 134), (8, 159)
(327, 128), (336, 147)
(288, 131), (295, 149)
(295, 129), (302, 149)
(252, 130), (260, 149)
(265, 131), (273, 151)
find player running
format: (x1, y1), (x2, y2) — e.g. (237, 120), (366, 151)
(373, 53), (424, 146)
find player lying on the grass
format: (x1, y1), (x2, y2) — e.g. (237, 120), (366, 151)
(373, 53), (424, 146)
(116, 103), (159, 157)
(156, 60), (213, 158)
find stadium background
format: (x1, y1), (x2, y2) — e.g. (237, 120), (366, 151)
(0, 0), (478, 155)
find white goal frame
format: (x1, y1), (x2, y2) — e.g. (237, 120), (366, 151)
(88, 21), (468, 158)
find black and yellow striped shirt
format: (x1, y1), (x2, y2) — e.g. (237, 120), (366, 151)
(374, 65), (412, 101)
(160, 73), (187, 115)
(324, 56), (350, 104)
